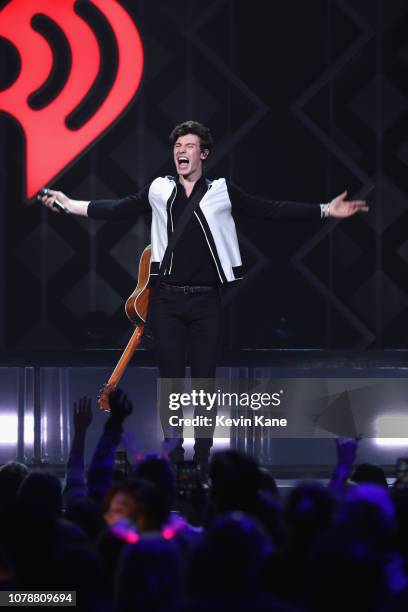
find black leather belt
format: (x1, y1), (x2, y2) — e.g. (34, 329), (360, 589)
(161, 282), (217, 294)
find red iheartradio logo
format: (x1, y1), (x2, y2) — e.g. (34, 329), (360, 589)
(0, 0), (144, 199)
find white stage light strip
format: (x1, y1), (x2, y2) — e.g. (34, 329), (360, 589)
(374, 414), (408, 447)
(375, 438), (408, 447)
(24, 415), (34, 445)
(42, 413), (48, 446)
(0, 415), (35, 445)
(0, 415), (18, 445)
(183, 437), (230, 449)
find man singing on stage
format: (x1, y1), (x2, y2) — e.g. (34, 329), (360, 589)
(39, 120), (368, 470)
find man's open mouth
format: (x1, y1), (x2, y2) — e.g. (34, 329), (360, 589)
(177, 157), (189, 169)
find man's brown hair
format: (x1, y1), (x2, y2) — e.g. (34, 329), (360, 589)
(169, 120), (213, 151)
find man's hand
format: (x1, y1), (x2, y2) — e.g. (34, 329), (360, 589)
(108, 388), (133, 424)
(37, 189), (71, 213)
(329, 190), (369, 218)
(73, 396), (93, 432)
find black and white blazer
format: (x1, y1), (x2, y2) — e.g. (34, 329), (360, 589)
(88, 176), (322, 284)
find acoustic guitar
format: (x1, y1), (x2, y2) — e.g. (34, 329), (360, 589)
(98, 244), (153, 411)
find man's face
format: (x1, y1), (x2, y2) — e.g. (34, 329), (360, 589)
(173, 133), (208, 178)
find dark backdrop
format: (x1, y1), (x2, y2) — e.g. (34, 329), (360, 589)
(1, 0), (407, 352)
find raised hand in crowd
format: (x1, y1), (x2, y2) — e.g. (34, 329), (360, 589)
(64, 396), (93, 507)
(329, 437), (361, 494)
(87, 389), (133, 502)
(107, 388), (133, 427)
(73, 396), (93, 433)
(336, 437), (360, 470)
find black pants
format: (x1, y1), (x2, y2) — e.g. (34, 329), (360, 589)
(150, 286), (222, 462)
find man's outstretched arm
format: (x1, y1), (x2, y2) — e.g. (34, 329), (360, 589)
(38, 189), (90, 216)
(227, 181), (368, 220)
(38, 184), (151, 220)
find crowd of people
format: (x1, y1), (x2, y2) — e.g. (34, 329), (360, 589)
(0, 389), (408, 611)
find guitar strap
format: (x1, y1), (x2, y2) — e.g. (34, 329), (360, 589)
(155, 178), (210, 287)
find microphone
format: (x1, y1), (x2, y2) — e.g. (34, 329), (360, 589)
(38, 188), (70, 214)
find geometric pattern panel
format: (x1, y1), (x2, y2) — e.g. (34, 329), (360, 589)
(62, 272), (123, 318)
(3, 0), (408, 351)
(350, 270), (408, 329)
(16, 225), (75, 280)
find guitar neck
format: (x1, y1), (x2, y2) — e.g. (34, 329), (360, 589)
(107, 324), (145, 388)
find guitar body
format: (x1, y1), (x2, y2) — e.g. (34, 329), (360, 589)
(125, 244), (153, 323)
(98, 244), (153, 411)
